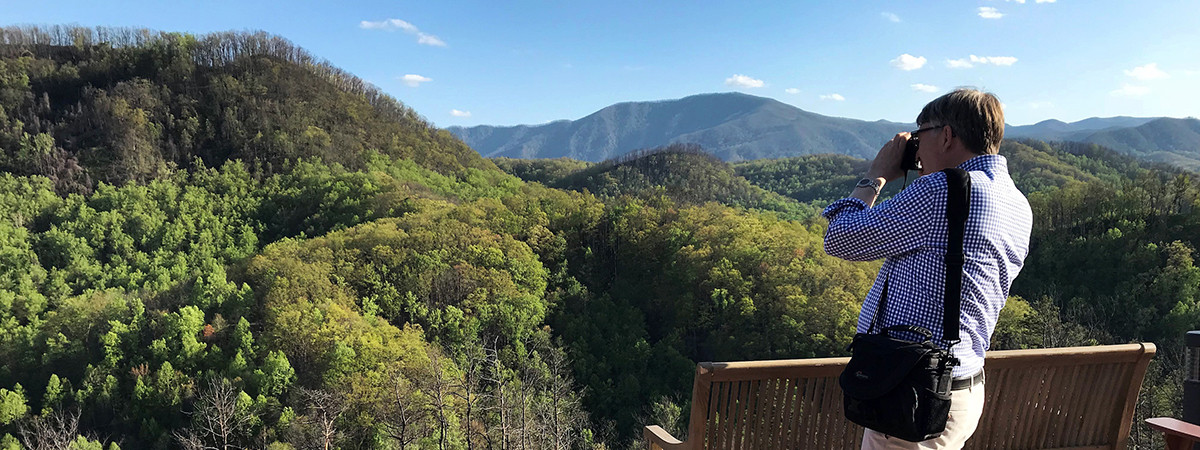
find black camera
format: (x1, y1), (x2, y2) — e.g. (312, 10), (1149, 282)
(901, 136), (922, 171)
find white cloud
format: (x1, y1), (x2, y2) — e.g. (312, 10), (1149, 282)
(971, 55), (1018, 66)
(946, 55), (1018, 68)
(890, 54), (927, 71)
(360, 19), (414, 31)
(1111, 84), (1150, 96)
(785, 88), (801, 94)
(911, 84), (939, 93)
(360, 18), (446, 47)
(820, 93), (846, 101)
(1028, 101), (1054, 109)
(1125, 63), (1169, 81)
(399, 74), (432, 87)
(882, 12), (901, 23)
(979, 7), (1004, 19)
(1035, 0), (1056, 3)
(946, 58), (974, 69)
(450, 109), (472, 118)
(725, 74), (765, 88)
(417, 34), (446, 46)
(1003, 0), (1026, 3)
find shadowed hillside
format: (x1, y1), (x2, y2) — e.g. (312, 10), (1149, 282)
(1082, 118), (1200, 170)
(0, 25), (492, 193)
(547, 143), (816, 219)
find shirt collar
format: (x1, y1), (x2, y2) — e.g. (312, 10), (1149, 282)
(957, 154), (1007, 173)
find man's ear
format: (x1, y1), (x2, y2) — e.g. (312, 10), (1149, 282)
(937, 125), (955, 152)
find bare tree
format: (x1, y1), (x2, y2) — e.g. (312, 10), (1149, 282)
(479, 342), (513, 450)
(537, 345), (584, 450)
(293, 387), (348, 450)
(18, 408), (82, 450)
(379, 371), (430, 449)
(174, 378), (256, 450)
(453, 336), (491, 450)
(423, 349), (454, 450)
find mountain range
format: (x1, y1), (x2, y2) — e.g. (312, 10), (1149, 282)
(450, 93), (1200, 170)
(449, 93), (911, 162)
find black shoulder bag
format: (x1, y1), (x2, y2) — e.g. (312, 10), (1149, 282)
(839, 168), (971, 442)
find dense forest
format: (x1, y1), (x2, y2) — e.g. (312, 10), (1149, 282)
(0, 25), (1195, 450)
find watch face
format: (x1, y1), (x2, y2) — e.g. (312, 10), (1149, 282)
(856, 178), (879, 193)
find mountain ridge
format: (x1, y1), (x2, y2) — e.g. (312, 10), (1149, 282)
(450, 92), (912, 162)
(454, 93), (1197, 170)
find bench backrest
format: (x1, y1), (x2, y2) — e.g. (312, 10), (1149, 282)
(679, 343), (1155, 449)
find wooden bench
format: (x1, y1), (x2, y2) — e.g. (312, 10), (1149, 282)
(645, 343), (1156, 450)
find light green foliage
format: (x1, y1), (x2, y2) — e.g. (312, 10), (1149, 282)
(254, 351), (295, 397)
(0, 434), (19, 450)
(0, 386), (26, 425)
(42, 373), (68, 415)
(70, 435), (106, 450)
(246, 202), (551, 359)
(163, 305), (206, 370)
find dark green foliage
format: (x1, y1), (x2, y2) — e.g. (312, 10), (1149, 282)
(491, 156), (593, 185)
(734, 153), (902, 206)
(552, 143), (817, 220)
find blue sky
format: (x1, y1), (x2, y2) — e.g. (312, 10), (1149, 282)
(4, 0), (1199, 128)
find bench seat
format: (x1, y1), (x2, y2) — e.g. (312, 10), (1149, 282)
(645, 343), (1155, 450)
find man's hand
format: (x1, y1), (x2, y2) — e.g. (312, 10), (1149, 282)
(867, 132), (911, 183)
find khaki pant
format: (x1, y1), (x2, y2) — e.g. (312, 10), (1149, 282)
(861, 382), (986, 450)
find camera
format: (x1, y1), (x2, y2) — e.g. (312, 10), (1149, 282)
(901, 136), (922, 171)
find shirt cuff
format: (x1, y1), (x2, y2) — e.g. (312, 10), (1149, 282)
(821, 197), (868, 221)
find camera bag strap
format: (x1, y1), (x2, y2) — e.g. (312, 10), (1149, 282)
(867, 168), (971, 346)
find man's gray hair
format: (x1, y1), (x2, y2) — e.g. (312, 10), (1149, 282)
(916, 88), (1005, 155)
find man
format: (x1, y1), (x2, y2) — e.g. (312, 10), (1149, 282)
(822, 88), (1033, 449)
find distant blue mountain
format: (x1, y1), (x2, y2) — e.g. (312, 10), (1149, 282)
(450, 93), (1198, 170)
(448, 92), (912, 162)
(1007, 117), (1200, 170)
(1006, 117), (1161, 141)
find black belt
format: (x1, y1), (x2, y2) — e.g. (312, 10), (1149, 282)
(951, 369), (984, 390)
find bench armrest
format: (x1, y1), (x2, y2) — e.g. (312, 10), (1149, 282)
(644, 425), (687, 450)
(1146, 417), (1200, 450)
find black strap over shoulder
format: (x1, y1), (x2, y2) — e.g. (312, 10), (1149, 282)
(867, 169), (971, 347)
(941, 168), (971, 344)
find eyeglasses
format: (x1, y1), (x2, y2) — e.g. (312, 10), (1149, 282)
(910, 125), (944, 137)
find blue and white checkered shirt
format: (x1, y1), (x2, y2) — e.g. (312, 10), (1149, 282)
(822, 155), (1032, 377)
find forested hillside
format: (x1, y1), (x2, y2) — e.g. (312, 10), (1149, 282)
(732, 139), (1154, 206)
(502, 143), (816, 220)
(0, 25), (1194, 450)
(494, 138), (1199, 448)
(0, 26), (879, 449)
(0, 26), (490, 194)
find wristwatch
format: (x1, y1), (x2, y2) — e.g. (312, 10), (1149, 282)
(856, 177), (883, 195)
